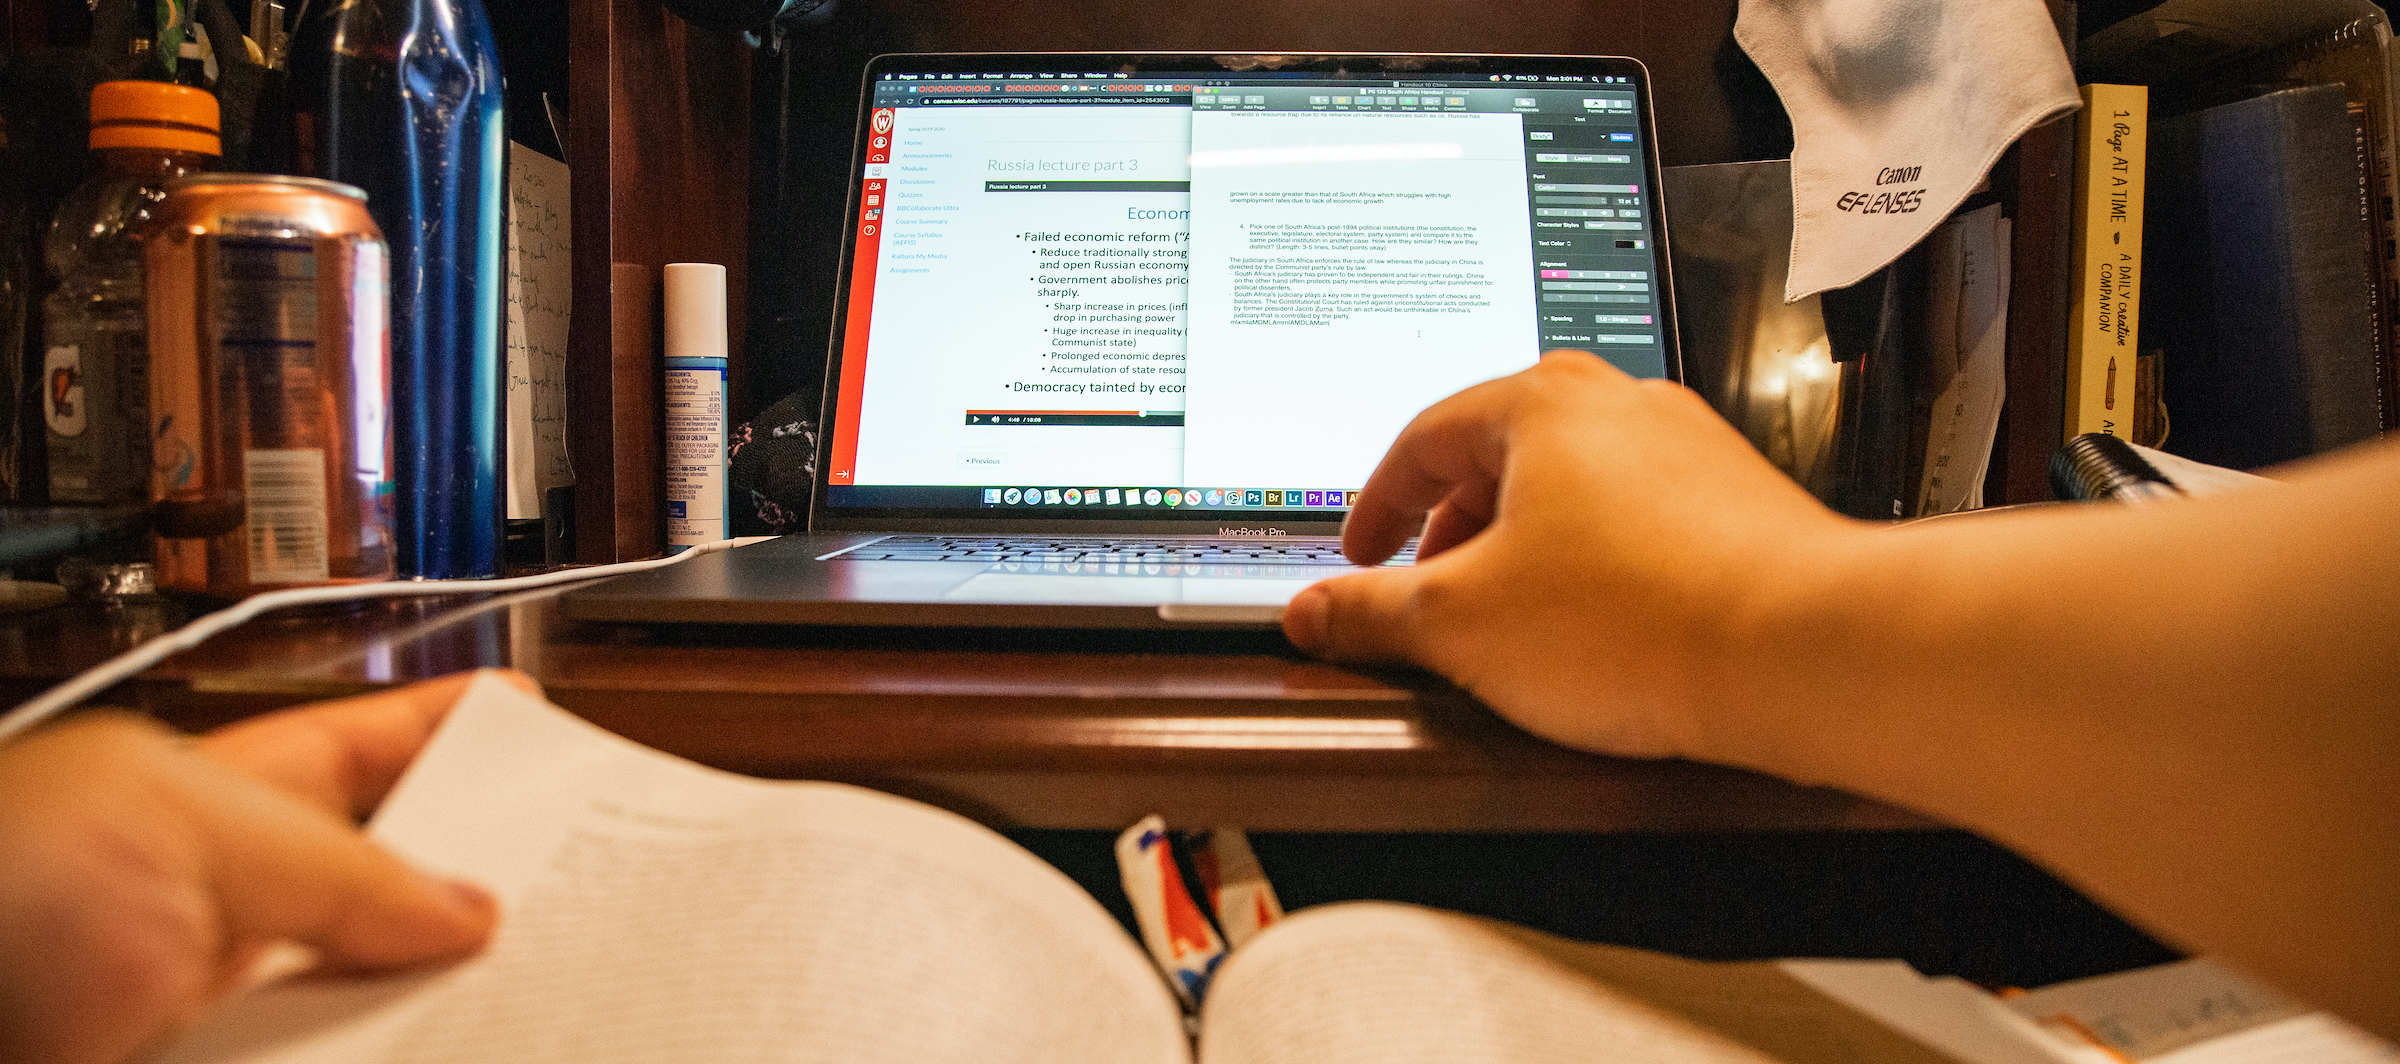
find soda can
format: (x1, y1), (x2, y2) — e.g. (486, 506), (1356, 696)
(144, 174), (394, 597)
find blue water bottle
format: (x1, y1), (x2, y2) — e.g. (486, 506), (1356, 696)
(286, 0), (505, 578)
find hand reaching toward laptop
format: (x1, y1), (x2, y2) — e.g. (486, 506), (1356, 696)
(1283, 348), (1845, 759)
(0, 672), (528, 1064)
(1287, 349), (2400, 1039)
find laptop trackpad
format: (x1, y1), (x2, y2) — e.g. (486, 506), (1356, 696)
(941, 571), (1333, 607)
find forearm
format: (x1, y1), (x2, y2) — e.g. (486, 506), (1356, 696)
(1695, 442), (2400, 1036)
(1294, 356), (2396, 1032)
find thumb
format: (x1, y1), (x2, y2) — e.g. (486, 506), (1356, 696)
(1283, 566), (1434, 664)
(184, 764), (497, 974)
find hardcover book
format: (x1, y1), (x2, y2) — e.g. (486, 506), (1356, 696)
(2145, 84), (2383, 470)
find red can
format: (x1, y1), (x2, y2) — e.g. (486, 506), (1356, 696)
(144, 174), (394, 597)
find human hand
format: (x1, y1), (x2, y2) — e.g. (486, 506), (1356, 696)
(0, 670), (537, 1064)
(1291, 353), (2400, 1042)
(1283, 351), (1856, 760)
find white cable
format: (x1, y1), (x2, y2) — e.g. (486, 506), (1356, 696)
(0, 535), (777, 744)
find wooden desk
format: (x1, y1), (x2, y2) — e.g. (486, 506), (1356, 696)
(0, 585), (1926, 833)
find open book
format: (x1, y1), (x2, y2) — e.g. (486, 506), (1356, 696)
(154, 673), (2392, 1064)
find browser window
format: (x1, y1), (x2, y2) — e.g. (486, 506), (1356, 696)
(820, 58), (1673, 519)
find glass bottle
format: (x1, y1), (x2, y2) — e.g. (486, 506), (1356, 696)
(286, 0), (504, 578)
(41, 80), (220, 506)
(0, 108), (30, 502)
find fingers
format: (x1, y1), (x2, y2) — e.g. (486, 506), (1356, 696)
(1283, 565), (1439, 663)
(179, 761), (497, 973)
(1339, 387), (1509, 564)
(189, 669), (531, 963)
(1342, 351), (1628, 565)
(199, 669), (541, 820)
(1417, 477), (1500, 561)
(0, 714), (497, 1064)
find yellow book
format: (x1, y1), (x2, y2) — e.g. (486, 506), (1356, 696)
(2066, 84), (2148, 441)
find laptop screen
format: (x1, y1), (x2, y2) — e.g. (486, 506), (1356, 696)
(815, 53), (1680, 531)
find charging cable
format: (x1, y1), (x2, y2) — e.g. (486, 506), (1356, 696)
(0, 535), (777, 744)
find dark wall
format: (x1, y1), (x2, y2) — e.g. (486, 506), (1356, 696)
(488, 0), (572, 162)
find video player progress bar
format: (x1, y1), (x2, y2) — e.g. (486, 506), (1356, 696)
(1542, 293), (1650, 304)
(966, 410), (1185, 427)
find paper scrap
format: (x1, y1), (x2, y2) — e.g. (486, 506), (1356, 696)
(506, 142), (573, 520)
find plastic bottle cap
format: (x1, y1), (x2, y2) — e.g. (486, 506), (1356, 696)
(664, 263), (729, 362)
(88, 80), (220, 156)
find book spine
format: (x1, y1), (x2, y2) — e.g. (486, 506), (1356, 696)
(2064, 84), (2148, 442)
(2283, 17), (2400, 437)
(2337, 97), (2388, 435)
(2147, 85), (2381, 470)
(2181, 15), (2400, 436)
(2279, 108), (2389, 459)
(2386, 41), (2400, 432)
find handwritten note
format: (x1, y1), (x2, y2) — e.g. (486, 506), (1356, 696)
(506, 142), (573, 520)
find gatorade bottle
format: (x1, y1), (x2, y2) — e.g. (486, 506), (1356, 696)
(41, 80), (220, 506)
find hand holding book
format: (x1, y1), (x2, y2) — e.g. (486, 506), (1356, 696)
(0, 673), (507, 1064)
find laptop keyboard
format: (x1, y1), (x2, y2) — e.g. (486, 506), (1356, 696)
(835, 535), (1414, 565)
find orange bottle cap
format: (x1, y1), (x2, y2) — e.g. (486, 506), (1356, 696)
(87, 80), (221, 156)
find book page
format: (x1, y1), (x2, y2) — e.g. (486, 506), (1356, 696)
(1999, 957), (2397, 1063)
(1778, 960), (2084, 1064)
(155, 673), (1187, 1064)
(1180, 108), (1540, 489)
(1197, 902), (1992, 1064)
(2153, 1014), (2400, 1064)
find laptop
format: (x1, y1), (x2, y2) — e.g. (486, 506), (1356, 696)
(565, 50), (1681, 630)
